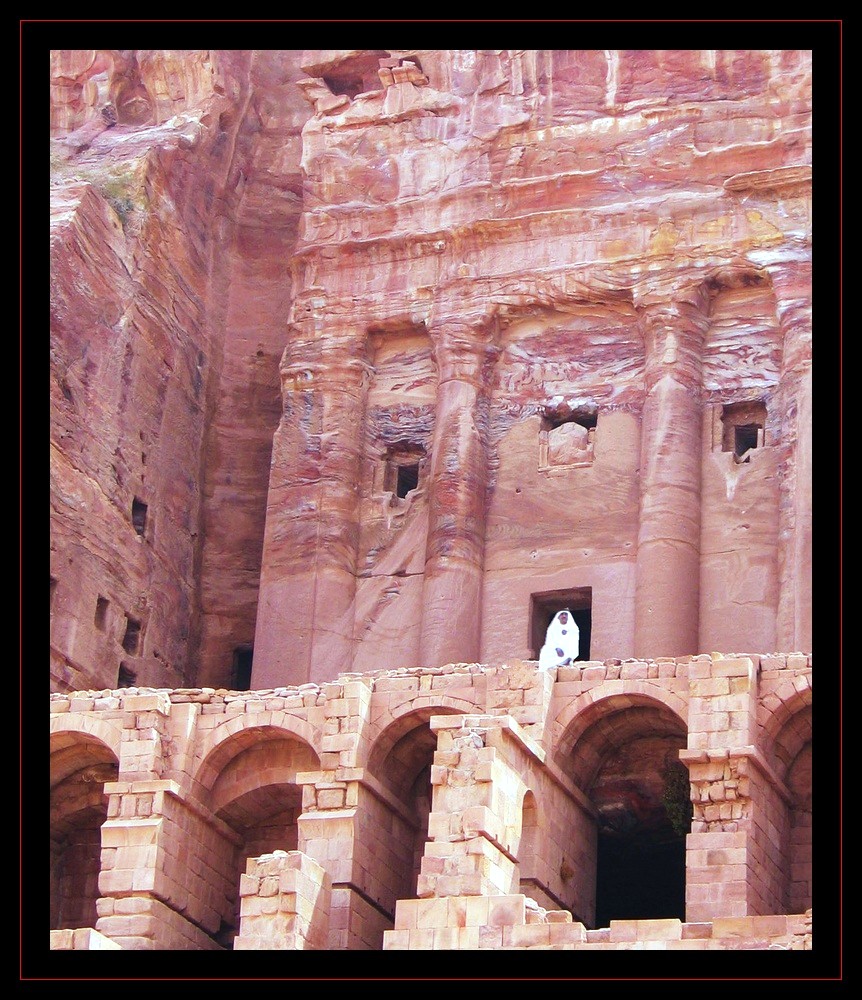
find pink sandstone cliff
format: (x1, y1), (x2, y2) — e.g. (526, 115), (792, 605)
(46, 46), (819, 960)
(50, 50), (812, 695)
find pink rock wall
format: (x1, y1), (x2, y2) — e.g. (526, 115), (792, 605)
(49, 49), (812, 695)
(253, 48), (812, 686)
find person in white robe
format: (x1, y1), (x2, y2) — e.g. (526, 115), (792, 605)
(538, 609), (579, 669)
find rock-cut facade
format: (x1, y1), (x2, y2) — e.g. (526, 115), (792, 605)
(48, 48), (815, 954)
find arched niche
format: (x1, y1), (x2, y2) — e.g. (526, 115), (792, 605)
(196, 726), (320, 947)
(50, 732), (119, 930)
(557, 692), (690, 928)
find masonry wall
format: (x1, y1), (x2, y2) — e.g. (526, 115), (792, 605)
(50, 653), (812, 951)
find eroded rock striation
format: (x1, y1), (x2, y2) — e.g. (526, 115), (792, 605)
(48, 47), (816, 957)
(50, 48), (811, 695)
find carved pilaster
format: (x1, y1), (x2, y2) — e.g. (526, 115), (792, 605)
(419, 314), (498, 668)
(633, 285), (710, 657)
(766, 260), (812, 652)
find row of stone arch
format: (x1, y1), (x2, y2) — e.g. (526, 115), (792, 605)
(50, 681), (811, 947)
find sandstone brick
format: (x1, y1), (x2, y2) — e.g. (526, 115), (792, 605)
(383, 929), (410, 949)
(691, 677), (731, 697)
(507, 922), (550, 947)
(487, 895), (525, 927)
(609, 919), (639, 942)
(409, 928), (436, 949)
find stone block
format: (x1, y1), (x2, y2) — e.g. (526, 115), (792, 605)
(487, 894), (525, 927)
(681, 921), (712, 939)
(549, 920), (586, 945)
(691, 677), (731, 697)
(711, 658), (754, 677)
(639, 918), (682, 940)
(383, 929), (410, 949)
(98, 868), (133, 894)
(609, 919), (639, 942)
(464, 895), (490, 926)
(507, 922), (550, 947)
(415, 896), (449, 930)
(123, 695), (167, 712)
(478, 925), (504, 949)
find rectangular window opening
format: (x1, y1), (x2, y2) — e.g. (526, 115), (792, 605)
(132, 498), (148, 536)
(720, 401), (766, 462)
(530, 587), (592, 661)
(232, 645), (254, 691)
(396, 463), (420, 498)
(121, 615), (141, 654)
(94, 596), (109, 631)
(384, 444), (425, 498)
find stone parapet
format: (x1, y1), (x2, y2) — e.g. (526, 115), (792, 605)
(50, 654), (812, 950)
(384, 897), (812, 950)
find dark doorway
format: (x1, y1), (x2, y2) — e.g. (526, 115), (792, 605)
(590, 741), (689, 927)
(232, 646), (254, 690)
(595, 835), (686, 927)
(396, 462), (420, 498)
(530, 588), (592, 661)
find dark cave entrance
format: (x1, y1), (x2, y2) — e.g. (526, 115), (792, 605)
(594, 832), (687, 927)
(589, 735), (690, 928)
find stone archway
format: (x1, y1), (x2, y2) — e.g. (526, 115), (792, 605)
(770, 700), (812, 914)
(50, 732), (119, 930)
(591, 733), (690, 927)
(557, 692), (690, 928)
(195, 726), (320, 947)
(366, 707), (462, 907)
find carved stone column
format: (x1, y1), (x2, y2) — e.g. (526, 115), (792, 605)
(253, 303), (370, 687)
(634, 286), (710, 658)
(418, 315), (496, 668)
(767, 259), (812, 652)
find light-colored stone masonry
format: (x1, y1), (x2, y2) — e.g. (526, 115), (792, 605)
(50, 653), (811, 950)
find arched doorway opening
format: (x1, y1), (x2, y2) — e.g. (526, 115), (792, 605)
(560, 696), (690, 928)
(50, 734), (119, 930)
(770, 701), (812, 914)
(203, 732), (319, 947)
(367, 707), (460, 912)
(786, 738), (812, 913)
(592, 735), (689, 927)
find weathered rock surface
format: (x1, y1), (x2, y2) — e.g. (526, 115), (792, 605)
(253, 48), (813, 686)
(49, 49), (812, 694)
(50, 50), (310, 691)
